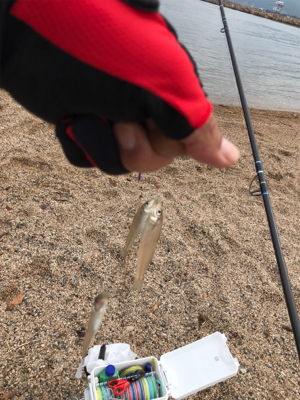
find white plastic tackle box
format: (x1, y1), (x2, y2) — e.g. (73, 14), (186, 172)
(84, 332), (239, 400)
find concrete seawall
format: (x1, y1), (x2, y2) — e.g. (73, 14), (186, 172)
(201, 0), (300, 28)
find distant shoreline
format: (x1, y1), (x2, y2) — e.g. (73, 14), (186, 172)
(201, 0), (300, 28)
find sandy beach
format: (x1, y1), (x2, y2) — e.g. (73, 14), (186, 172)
(0, 89), (299, 399)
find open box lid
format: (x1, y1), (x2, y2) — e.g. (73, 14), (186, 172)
(160, 332), (239, 400)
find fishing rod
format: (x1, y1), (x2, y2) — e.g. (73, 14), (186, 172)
(217, 0), (300, 360)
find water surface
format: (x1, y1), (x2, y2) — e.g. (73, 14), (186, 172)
(160, 0), (300, 111)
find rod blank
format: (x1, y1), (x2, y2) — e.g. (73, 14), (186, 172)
(217, 0), (300, 360)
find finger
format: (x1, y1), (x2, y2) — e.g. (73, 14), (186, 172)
(145, 119), (187, 158)
(181, 114), (240, 168)
(114, 122), (174, 172)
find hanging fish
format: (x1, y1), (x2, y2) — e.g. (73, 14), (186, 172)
(122, 199), (163, 290)
(82, 291), (109, 358)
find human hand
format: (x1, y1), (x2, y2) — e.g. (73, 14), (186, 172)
(114, 115), (239, 172)
(2, 0), (239, 174)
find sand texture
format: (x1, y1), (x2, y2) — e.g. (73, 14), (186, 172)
(0, 89), (299, 399)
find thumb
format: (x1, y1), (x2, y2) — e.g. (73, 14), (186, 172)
(181, 114), (240, 168)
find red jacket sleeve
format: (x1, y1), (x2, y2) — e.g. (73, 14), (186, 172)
(6, 0), (212, 137)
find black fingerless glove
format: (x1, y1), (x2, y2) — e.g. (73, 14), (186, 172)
(1, 0), (212, 175)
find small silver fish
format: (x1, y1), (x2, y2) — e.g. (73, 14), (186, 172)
(82, 291), (109, 358)
(122, 199), (163, 290)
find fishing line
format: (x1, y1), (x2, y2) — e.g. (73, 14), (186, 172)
(96, 372), (161, 400)
(119, 366), (144, 378)
(217, 0), (300, 360)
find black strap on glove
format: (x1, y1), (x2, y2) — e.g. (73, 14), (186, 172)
(56, 116), (128, 175)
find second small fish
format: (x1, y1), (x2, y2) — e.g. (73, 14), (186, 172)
(122, 199), (163, 290)
(82, 291), (109, 358)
